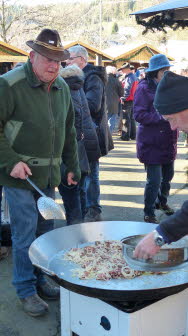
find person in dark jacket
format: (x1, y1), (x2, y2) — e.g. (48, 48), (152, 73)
(119, 62), (137, 141)
(133, 54), (178, 224)
(66, 45), (114, 222)
(59, 64), (101, 224)
(134, 71), (188, 259)
(106, 66), (124, 133)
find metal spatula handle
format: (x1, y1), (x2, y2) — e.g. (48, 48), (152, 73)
(26, 177), (46, 197)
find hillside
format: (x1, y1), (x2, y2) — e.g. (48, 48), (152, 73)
(1, 0), (187, 54)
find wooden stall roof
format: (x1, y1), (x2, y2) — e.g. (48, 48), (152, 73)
(104, 43), (174, 63)
(115, 43), (174, 62)
(64, 40), (113, 62)
(0, 41), (29, 62)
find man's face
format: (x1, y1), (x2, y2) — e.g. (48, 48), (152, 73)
(163, 109), (188, 132)
(121, 68), (131, 75)
(66, 52), (86, 69)
(30, 51), (61, 83)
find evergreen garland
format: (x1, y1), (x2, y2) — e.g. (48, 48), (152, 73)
(0, 46), (20, 56)
(136, 11), (188, 34)
(113, 46), (153, 63)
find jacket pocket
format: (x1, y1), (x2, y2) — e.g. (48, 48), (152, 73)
(4, 120), (23, 146)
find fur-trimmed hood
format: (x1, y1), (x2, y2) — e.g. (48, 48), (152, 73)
(59, 64), (84, 90)
(60, 64), (84, 78)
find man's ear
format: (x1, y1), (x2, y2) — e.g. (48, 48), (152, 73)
(30, 51), (35, 64)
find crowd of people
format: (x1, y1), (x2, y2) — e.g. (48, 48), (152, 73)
(1, 27), (188, 320)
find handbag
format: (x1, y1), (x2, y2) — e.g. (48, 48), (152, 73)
(77, 137), (90, 174)
(96, 111), (114, 156)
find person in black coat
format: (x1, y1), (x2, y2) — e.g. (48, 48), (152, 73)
(106, 66), (124, 133)
(66, 45), (114, 222)
(83, 63), (114, 156)
(59, 64), (101, 224)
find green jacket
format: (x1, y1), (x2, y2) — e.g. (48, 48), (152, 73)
(0, 59), (81, 189)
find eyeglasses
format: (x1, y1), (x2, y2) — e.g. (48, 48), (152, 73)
(68, 56), (82, 61)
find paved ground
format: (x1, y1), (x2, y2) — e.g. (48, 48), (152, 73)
(0, 133), (188, 336)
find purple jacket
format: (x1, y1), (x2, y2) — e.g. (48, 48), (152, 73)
(133, 78), (178, 164)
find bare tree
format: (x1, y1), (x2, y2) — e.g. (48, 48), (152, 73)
(0, 0), (23, 42)
(0, 0), (51, 44)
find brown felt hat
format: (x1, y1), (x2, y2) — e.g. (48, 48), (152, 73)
(26, 29), (70, 62)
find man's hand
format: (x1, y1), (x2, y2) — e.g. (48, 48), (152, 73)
(133, 231), (161, 260)
(10, 162), (32, 179)
(67, 172), (78, 186)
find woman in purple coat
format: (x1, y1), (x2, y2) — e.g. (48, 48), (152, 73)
(133, 54), (178, 223)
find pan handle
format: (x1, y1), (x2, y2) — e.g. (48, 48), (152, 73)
(32, 263), (56, 277)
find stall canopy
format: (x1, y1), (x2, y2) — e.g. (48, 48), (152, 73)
(0, 40), (28, 74)
(131, 0), (188, 33)
(0, 40), (28, 63)
(104, 42), (174, 68)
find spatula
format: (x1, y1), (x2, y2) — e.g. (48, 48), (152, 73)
(26, 177), (65, 220)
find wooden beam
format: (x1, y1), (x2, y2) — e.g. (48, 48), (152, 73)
(0, 55), (28, 62)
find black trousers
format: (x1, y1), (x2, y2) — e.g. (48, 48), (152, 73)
(121, 101), (136, 140)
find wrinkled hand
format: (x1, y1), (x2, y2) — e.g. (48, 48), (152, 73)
(10, 162), (32, 179)
(133, 231), (161, 260)
(67, 172), (78, 186)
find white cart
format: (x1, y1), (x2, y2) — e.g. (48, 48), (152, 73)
(61, 287), (188, 336)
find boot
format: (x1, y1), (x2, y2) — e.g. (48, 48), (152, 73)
(20, 294), (48, 317)
(37, 281), (60, 300)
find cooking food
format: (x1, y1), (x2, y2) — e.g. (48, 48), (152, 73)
(64, 240), (145, 280)
(30, 221), (188, 301)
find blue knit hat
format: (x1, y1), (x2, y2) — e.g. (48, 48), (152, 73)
(146, 54), (173, 73)
(154, 71), (188, 115)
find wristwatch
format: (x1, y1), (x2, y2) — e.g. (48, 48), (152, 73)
(153, 230), (165, 247)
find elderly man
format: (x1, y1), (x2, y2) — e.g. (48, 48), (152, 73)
(66, 45), (113, 222)
(134, 71), (188, 260)
(0, 29), (80, 316)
